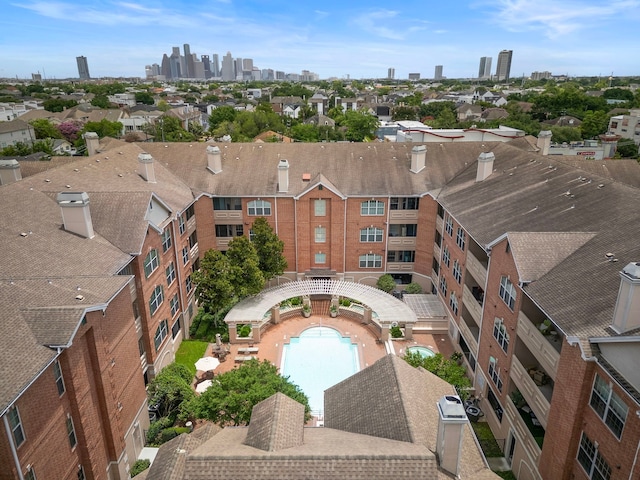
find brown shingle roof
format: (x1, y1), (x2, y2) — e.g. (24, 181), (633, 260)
(244, 392), (305, 451)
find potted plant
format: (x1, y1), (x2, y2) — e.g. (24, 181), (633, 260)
(390, 325), (403, 339)
(302, 304), (311, 318)
(329, 304), (338, 318)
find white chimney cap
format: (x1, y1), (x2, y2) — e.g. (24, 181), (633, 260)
(622, 262), (640, 280)
(437, 395), (466, 419)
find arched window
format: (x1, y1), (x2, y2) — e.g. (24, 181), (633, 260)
(499, 276), (517, 310)
(149, 285), (164, 316)
(143, 249), (159, 277)
(247, 200), (271, 216)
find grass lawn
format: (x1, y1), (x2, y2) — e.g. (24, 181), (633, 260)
(495, 471), (517, 480)
(470, 421), (503, 457)
(175, 339), (209, 376)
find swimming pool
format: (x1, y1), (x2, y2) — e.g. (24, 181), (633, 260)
(407, 346), (436, 358)
(281, 326), (359, 414)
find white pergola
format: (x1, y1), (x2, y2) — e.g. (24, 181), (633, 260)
(224, 279), (418, 342)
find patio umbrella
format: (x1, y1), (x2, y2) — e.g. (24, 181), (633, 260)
(195, 356), (220, 372)
(195, 379), (213, 393)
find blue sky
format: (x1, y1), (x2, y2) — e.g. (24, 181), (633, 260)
(2, 0), (639, 80)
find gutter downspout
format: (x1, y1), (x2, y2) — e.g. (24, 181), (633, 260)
(3, 414), (24, 480)
(171, 216), (187, 338)
(294, 197), (299, 278)
(343, 198), (347, 276)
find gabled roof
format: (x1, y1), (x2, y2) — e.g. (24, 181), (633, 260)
(244, 392), (305, 452)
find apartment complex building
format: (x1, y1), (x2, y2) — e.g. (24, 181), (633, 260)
(1, 134), (639, 479)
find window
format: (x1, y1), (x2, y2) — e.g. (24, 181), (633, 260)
(171, 317), (181, 339)
(25, 467), (36, 480)
(449, 293), (459, 316)
(434, 230), (442, 247)
(361, 200), (384, 216)
(452, 260), (462, 283)
(315, 253), (326, 264)
(590, 375), (628, 439)
(359, 254), (382, 268)
(488, 357), (503, 393)
(315, 227), (326, 243)
(66, 415), (77, 449)
(8, 406), (25, 447)
(578, 432), (611, 480)
(143, 250), (159, 277)
(247, 200), (271, 216)
(439, 276), (447, 297)
(387, 250), (415, 262)
(360, 227), (383, 242)
(314, 199), (326, 216)
(445, 216), (453, 236)
(154, 319), (168, 351)
(493, 318), (510, 353)
(178, 214), (186, 235)
(170, 294), (179, 317)
(149, 285), (164, 316)
(388, 224), (417, 237)
(185, 274), (193, 293)
(185, 205), (195, 220)
(213, 197), (242, 210)
(53, 360), (65, 396)
(215, 224), (243, 237)
(138, 337), (145, 357)
(165, 262), (176, 286)
(182, 247), (189, 266)
(188, 231), (198, 250)
(161, 229), (172, 253)
(78, 466), (86, 480)
(499, 276), (517, 310)
(432, 257), (440, 275)
(442, 246), (450, 268)
(437, 204), (444, 218)
(487, 387), (504, 422)
(456, 227), (466, 250)
(390, 197), (419, 210)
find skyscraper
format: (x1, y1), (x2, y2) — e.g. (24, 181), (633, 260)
(434, 65), (443, 80)
(388, 67), (395, 80)
(478, 57), (492, 79)
(76, 56), (90, 80)
(221, 52), (234, 81)
(495, 50), (513, 82)
(212, 54), (220, 78)
(183, 44), (194, 78)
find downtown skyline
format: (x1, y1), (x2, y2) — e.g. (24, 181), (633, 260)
(2, 0), (640, 80)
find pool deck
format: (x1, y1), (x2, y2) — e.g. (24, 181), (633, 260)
(203, 313), (455, 377)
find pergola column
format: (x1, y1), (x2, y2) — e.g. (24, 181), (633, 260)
(404, 323), (414, 340)
(271, 305), (281, 324)
(251, 323), (261, 342)
(380, 324), (390, 341)
(363, 306), (372, 324)
(229, 323), (238, 343)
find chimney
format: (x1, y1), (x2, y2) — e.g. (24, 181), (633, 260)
(0, 159), (22, 185)
(611, 262), (640, 334)
(410, 145), (426, 173)
(599, 133), (622, 159)
(206, 145), (222, 174)
(57, 192), (95, 239)
(536, 130), (552, 156)
(137, 152), (156, 183)
(475, 151), (495, 182)
(278, 158), (289, 193)
(83, 132), (100, 156)
(436, 395), (468, 477)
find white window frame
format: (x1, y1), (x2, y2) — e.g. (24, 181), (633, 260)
(178, 215), (186, 235)
(161, 229), (172, 253)
(442, 246), (450, 268)
(247, 199), (271, 216)
(165, 262), (176, 286)
(8, 406), (25, 447)
(452, 260), (461, 283)
(315, 252), (326, 264)
(154, 319), (168, 351)
(360, 200), (384, 216)
(53, 360), (65, 396)
(66, 415), (77, 449)
(185, 274), (193, 293)
(499, 276), (517, 310)
(314, 199), (326, 216)
(315, 226), (326, 243)
(359, 253), (382, 268)
(170, 293), (179, 317)
(493, 318), (509, 353)
(445, 216), (453, 236)
(577, 432), (611, 480)
(149, 285), (164, 316)
(360, 227), (383, 242)
(488, 357), (503, 393)
(182, 246), (189, 266)
(590, 375), (628, 439)
(449, 292), (459, 316)
(143, 249), (159, 278)
(439, 276), (447, 297)
(456, 227), (466, 250)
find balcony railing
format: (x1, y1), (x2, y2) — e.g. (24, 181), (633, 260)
(213, 210), (243, 221)
(389, 210), (419, 221)
(435, 215), (443, 233)
(387, 237), (417, 248)
(462, 285), (482, 325)
(466, 253), (488, 285)
(517, 312), (560, 381)
(433, 243), (441, 262)
(458, 316), (478, 354)
(386, 262), (414, 271)
(186, 215), (197, 234)
(510, 356), (550, 429)
(504, 396), (542, 467)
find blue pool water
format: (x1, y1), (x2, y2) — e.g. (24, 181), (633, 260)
(281, 326), (359, 414)
(407, 345), (436, 358)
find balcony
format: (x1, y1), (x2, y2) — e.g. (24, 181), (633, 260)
(466, 253), (488, 285)
(190, 243), (199, 259)
(388, 237), (417, 248)
(504, 395), (543, 464)
(433, 243), (441, 261)
(510, 356), (551, 429)
(462, 285), (483, 325)
(387, 262), (415, 272)
(458, 315), (479, 354)
(213, 210), (243, 221)
(187, 215), (197, 235)
(389, 210), (419, 221)
(435, 215), (443, 233)
(517, 312), (560, 380)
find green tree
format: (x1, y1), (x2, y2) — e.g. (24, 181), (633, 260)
(603, 88), (634, 102)
(42, 98), (78, 112)
(188, 359), (310, 426)
(30, 119), (62, 139)
(147, 363), (195, 420)
(135, 91), (155, 105)
(580, 110), (609, 139)
(403, 352), (472, 400)
(81, 118), (123, 139)
(405, 282), (422, 294)
(376, 274), (396, 293)
(193, 249), (236, 313)
(342, 110), (379, 141)
(614, 141), (639, 159)
(90, 95), (112, 109)
(548, 126), (583, 144)
(226, 236), (265, 297)
(157, 100), (171, 112)
(418, 101), (457, 121)
(290, 123), (319, 142)
(208, 105), (237, 131)
(392, 106), (417, 121)
(251, 217), (287, 280)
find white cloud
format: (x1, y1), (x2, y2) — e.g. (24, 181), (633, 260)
(352, 9), (429, 40)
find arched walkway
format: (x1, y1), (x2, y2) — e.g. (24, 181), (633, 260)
(224, 279), (418, 343)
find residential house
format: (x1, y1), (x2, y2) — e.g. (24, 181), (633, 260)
(608, 109), (640, 145)
(0, 119), (35, 148)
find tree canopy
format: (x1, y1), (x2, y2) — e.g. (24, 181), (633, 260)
(251, 217), (287, 281)
(186, 359), (310, 426)
(147, 363), (196, 420)
(403, 351), (471, 400)
(30, 118), (62, 139)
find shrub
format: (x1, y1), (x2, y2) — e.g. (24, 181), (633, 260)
(390, 325), (403, 338)
(130, 459), (150, 477)
(290, 296), (302, 306)
(237, 324), (252, 337)
(376, 274), (396, 293)
(340, 298), (352, 307)
(146, 416), (173, 445)
(405, 282), (422, 294)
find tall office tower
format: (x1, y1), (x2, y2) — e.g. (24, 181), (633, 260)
(262, 69), (274, 81)
(495, 50), (513, 81)
(183, 44), (194, 78)
(76, 56), (90, 79)
(235, 58), (243, 79)
(161, 54), (171, 79)
(434, 65), (443, 80)
(221, 52), (235, 81)
(201, 55), (211, 78)
(388, 68), (395, 79)
(169, 47), (182, 79)
(243, 58), (253, 72)
(478, 56), (492, 79)
(212, 54), (220, 77)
